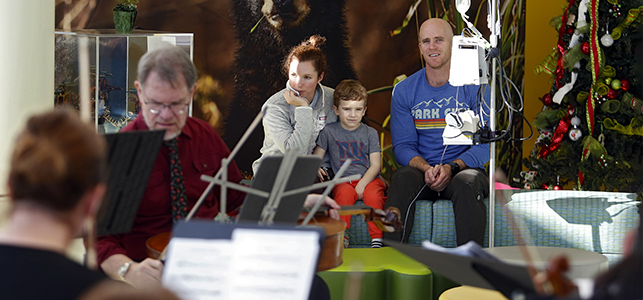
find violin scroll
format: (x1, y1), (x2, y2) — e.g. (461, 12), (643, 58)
(370, 207), (403, 233)
(533, 255), (577, 297)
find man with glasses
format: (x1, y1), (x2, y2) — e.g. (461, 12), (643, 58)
(96, 45), (247, 288)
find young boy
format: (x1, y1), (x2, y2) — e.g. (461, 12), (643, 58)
(313, 79), (386, 248)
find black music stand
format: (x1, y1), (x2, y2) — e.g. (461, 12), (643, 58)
(236, 155), (322, 224)
(385, 240), (536, 298)
(96, 130), (165, 235)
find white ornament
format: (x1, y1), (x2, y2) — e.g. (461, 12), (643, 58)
(601, 34), (614, 47)
(569, 128), (582, 141)
(569, 116), (582, 141)
(570, 116), (581, 126)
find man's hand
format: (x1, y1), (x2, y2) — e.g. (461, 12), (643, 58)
(425, 164), (451, 192)
(284, 90), (309, 107)
(123, 258), (164, 289)
(304, 194), (340, 220)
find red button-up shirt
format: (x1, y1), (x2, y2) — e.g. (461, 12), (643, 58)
(96, 115), (246, 265)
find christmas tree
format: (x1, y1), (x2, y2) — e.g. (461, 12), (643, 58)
(525, 0), (643, 199)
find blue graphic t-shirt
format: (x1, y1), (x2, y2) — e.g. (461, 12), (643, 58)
(390, 68), (490, 169)
(316, 122), (380, 177)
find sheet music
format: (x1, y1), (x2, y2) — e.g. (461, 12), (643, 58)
(163, 228), (320, 300)
(422, 240), (500, 262)
(163, 238), (233, 300)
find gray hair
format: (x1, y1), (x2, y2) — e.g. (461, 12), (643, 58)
(137, 45), (197, 89)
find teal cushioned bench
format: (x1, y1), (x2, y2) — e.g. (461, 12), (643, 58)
(346, 190), (639, 266)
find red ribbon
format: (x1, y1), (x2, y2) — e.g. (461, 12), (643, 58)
(538, 108), (575, 158)
(555, 0), (577, 88)
(587, 0), (600, 135)
(578, 143), (592, 186)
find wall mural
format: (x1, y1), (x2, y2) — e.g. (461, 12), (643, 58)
(226, 0), (357, 172)
(55, 0), (525, 180)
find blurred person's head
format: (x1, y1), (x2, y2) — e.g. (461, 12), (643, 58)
(8, 109), (107, 226)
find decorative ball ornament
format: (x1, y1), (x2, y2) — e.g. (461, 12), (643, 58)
(601, 34), (614, 47)
(605, 77), (612, 85)
(542, 94), (553, 106)
(569, 128), (582, 141)
(621, 79), (631, 91)
(553, 176), (562, 190)
(606, 88), (618, 99)
(569, 116), (582, 141)
(611, 79), (621, 90)
(599, 154), (609, 168)
(581, 42), (590, 54)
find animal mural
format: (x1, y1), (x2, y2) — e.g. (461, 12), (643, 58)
(225, 0), (357, 174)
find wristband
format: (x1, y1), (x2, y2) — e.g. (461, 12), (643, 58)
(117, 261), (134, 281)
(447, 162), (461, 177)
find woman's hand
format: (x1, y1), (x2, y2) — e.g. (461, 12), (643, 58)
(284, 90), (309, 107)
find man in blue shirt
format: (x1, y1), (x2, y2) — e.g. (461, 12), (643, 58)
(384, 18), (489, 246)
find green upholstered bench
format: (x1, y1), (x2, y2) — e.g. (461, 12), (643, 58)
(317, 247), (434, 300)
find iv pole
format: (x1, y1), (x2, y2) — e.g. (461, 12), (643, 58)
(488, 0), (499, 248)
(456, 0), (500, 247)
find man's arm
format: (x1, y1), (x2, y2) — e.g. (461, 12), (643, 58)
(390, 82), (423, 167)
(101, 254), (163, 288)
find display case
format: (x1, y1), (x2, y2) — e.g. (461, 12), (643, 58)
(55, 29), (194, 133)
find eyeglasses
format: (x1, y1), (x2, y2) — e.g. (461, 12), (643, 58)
(144, 101), (190, 115)
(139, 88), (192, 115)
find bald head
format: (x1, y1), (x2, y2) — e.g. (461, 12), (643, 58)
(418, 18), (454, 78)
(419, 18), (454, 42)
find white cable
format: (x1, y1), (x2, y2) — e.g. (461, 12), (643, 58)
(400, 145), (448, 242)
(401, 184), (428, 242)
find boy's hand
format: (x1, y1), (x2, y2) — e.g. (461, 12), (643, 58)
(354, 183), (365, 200)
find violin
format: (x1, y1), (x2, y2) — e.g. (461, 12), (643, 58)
(337, 205), (403, 233)
(300, 205), (402, 271)
(145, 205), (403, 271)
(498, 192), (577, 298)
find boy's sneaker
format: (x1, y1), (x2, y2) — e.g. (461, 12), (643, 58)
(343, 236), (350, 248)
(371, 238), (383, 248)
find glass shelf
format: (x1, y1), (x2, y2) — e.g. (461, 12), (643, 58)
(54, 29), (194, 133)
